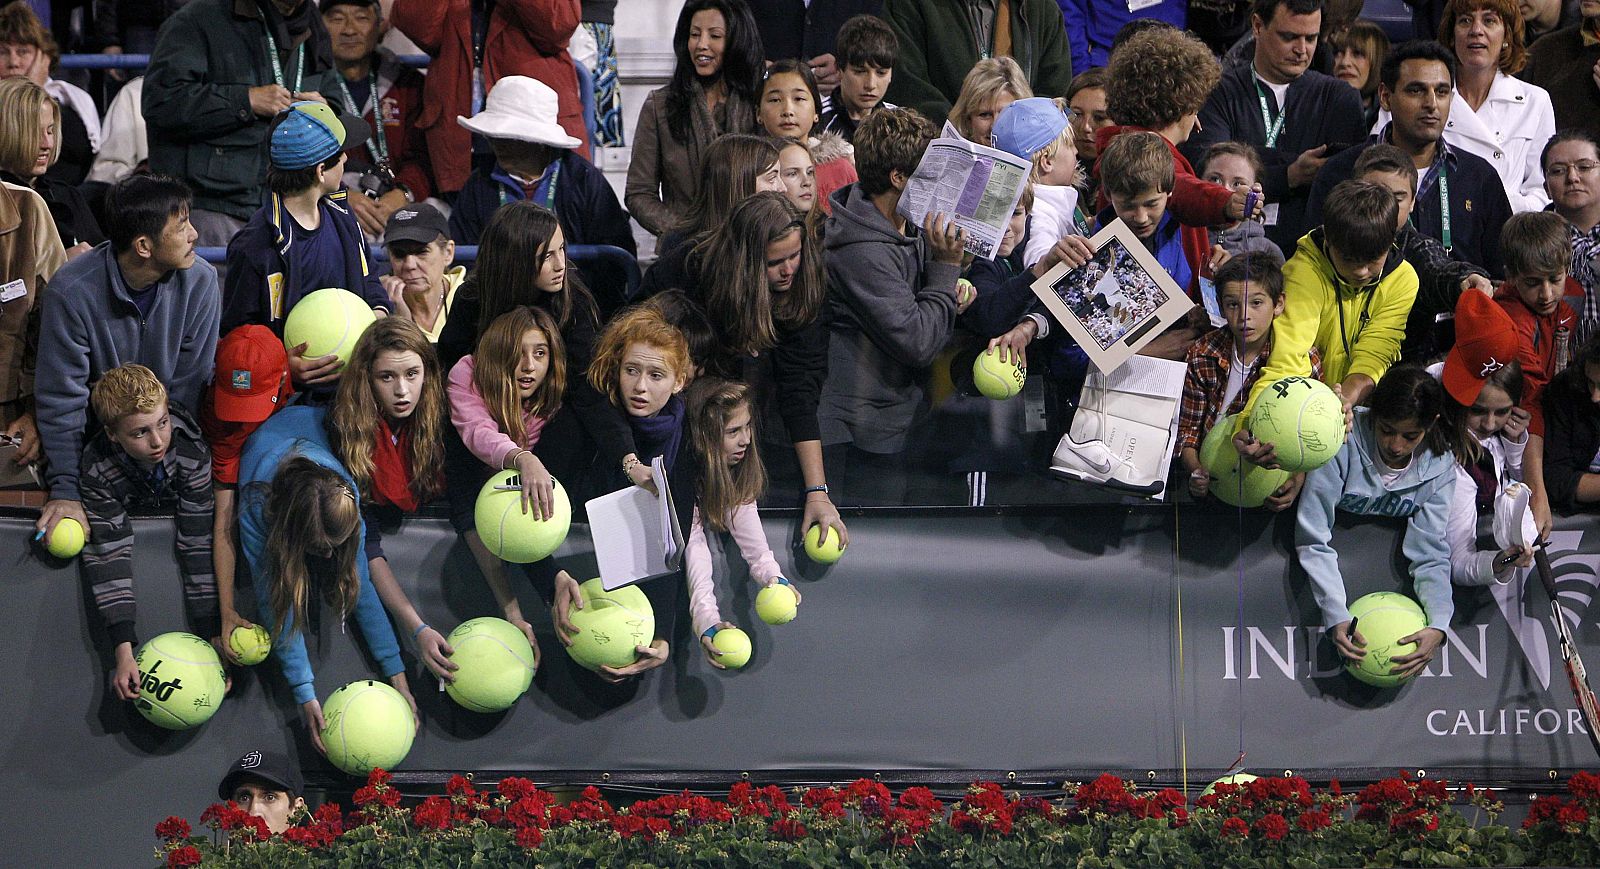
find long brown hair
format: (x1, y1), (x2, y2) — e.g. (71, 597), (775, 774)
(262, 457), (362, 638)
(671, 133), (781, 240)
(472, 306), (566, 448)
(328, 317), (445, 504)
(467, 201), (597, 336)
(1441, 360), (1524, 467)
(693, 191), (822, 355)
(687, 379), (766, 532)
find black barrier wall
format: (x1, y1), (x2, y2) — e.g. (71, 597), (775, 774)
(2, 508), (1599, 865)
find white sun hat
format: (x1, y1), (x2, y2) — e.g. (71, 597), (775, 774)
(457, 75), (582, 150)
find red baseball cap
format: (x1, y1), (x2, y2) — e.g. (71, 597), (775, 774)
(212, 325), (290, 423)
(1442, 291), (1520, 406)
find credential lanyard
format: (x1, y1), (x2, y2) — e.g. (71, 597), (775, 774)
(263, 29), (305, 93)
(1254, 79), (1286, 149)
(337, 69), (390, 169)
(1437, 165), (1452, 254)
(496, 162), (562, 209)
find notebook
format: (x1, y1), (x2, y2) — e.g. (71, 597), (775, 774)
(585, 456), (684, 591)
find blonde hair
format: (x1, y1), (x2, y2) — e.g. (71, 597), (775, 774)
(91, 364), (167, 428)
(260, 457), (362, 638)
(473, 306), (567, 448)
(328, 317), (446, 504)
(588, 305), (691, 409)
(687, 379), (766, 532)
(0, 76), (58, 175)
(949, 57), (1032, 142)
(1029, 97), (1075, 180)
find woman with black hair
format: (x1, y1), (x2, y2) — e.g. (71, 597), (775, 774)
(624, 0), (764, 236)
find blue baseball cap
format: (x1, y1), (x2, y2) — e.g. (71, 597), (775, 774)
(992, 98), (1070, 160)
(269, 101), (372, 171)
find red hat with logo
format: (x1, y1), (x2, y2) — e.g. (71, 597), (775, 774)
(212, 325), (290, 423)
(1442, 290), (1520, 406)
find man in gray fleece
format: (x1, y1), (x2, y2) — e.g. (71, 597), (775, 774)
(819, 107), (966, 504)
(33, 175), (220, 543)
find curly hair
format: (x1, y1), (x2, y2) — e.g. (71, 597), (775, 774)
(1104, 28), (1220, 129)
(1438, 0), (1526, 76)
(327, 317), (446, 505)
(587, 305), (692, 409)
(90, 364), (166, 428)
(855, 106), (937, 196)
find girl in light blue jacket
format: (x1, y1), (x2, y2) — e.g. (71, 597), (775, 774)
(1296, 366), (1456, 681)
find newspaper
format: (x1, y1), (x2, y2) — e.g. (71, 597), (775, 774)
(895, 122), (1031, 260)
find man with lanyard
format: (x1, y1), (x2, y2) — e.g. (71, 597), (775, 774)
(1309, 40), (1512, 279)
(447, 76), (634, 281)
(322, 0), (434, 242)
(1184, 0), (1366, 253)
(143, 0), (342, 247)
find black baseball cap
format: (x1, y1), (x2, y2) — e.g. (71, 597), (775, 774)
(218, 750), (305, 800)
(384, 202), (451, 247)
(321, 0), (381, 15)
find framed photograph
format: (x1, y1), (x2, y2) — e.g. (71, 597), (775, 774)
(1028, 219), (1195, 373)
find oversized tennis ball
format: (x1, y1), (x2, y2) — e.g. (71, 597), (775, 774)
(132, 632), (227, 730)
(1345, 592), (1428, 688)
(1201, 772), (1259, 797)
(44, 517), (85, 558)
(444, 617), (537, 713)
(803, 524), (845, 564)
(566, 579), (655, 672)
(1198, 413), (1293, 508)
(282, 287), (377, 365)
(474, 471), (571, 563)
(228, 624), (272, 666)
(755, 583), (799, 625)
(712, 627), (752, 669)
(1248, 376), (1346, 473)
(320, 679), (416, 776)
(972, 346), (1025, 400)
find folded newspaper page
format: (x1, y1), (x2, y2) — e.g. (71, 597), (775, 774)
(895, 122), (1030, 260)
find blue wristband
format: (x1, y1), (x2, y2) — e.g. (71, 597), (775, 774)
(774, 577), (792, 587)
(412, 623), (430, 641)
(702, 625), (720, 640)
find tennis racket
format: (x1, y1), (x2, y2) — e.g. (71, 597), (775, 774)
(1533, 541), (1600, 757)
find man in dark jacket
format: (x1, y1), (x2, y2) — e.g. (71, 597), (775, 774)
(746, 0), (881, 94)
(1520, 3), (1600, 141)
(143, 0), (341, 245)
(1308, 40), (1513, 278)
(881, 0), (1074, 124)
(1183, 0), (1367, 252)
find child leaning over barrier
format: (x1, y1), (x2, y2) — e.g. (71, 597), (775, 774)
(81, 363), (217, 702)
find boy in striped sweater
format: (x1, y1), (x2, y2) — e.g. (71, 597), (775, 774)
(80, 364), (218, 702)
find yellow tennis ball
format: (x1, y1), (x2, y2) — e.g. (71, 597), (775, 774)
(956, 278), (976, 307)
(1248, 376), (1346, 473)
(1198, 413), (1292, 507)
(282, 287), (377, 365)
(1201, 772), (1259, 797)
(473, 471), (572, 563)
(45, 517), (85, 558)
(320, 679), (416, 776)
(566, 579), (656, 672)
(804, 524), (845, 564)
(228, 624), (272, 666)
(755, 583), (799, 625)
(972, 346), (1025, 400)
(1345, 592), (1427, 688)
(133, 632), (228, 730)
(444, 617), (537, 713)
(712, 627), (752, 669)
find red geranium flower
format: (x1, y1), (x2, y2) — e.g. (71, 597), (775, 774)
(1557, 803), (1590, 831)
(366, 768), (392, 788)
(165, 845), (203, 868)
(1254, 813), (1289, 841)
(515, 825), (543, 848)
(1220, 817), (1249, 838)
(412, 796), (453, 831)
(446, 775), (475, 797)
(1169, 806), (1189, 828)
(498, 777), (537, 802)
(155, 816), (191, 841)
(1297, 810), (1332, 832)
(1570, 772), (1600, 801)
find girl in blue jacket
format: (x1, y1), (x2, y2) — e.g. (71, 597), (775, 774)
(1296, 366), (1456, 681)
(238, 405), (418, 760)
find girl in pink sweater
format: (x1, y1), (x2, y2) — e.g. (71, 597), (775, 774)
(685, 379), (801, 669)
(446, 306), (567, 648)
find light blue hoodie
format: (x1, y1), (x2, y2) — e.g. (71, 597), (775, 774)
(1296, 407), (1457, 632)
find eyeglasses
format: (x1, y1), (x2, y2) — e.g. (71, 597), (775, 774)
(1545, 162), (1600, 179)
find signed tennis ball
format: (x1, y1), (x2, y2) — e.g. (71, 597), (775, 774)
(320, 679), (415, 776)
(1248, 376), (1345, 473)
(282, 288), (376, 365)
(1198, 413), (1292, 508)
(972, 346), (1026, 400)
(755, 583), (799, 625)
(228, 624), (272, 666)
(45, 517), (85, 558)
(712, 627), (752, 669)
(444, 617), (537, 713)
(1345, 592), (1428, 689)
(474, 471), (571, 563)
(803, 524), (845, 564)
(566, 579), (655, 672)
(133, 632), (227, 730)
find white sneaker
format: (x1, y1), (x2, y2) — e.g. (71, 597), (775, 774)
(1494, 481), (1536, 550)
(1048, 433), (1166, 496)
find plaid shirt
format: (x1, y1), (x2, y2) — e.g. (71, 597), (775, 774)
(1569, 221), (1600, 347)
(1177, 326), (1324, 455)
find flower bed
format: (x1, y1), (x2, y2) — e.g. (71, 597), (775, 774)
(155, 769), (1600, 867)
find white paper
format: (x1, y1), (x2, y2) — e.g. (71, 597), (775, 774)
(895, 122), (1032, 260)
(586, 457), (684, 591)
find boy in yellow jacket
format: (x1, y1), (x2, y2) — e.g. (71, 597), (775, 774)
(1235, 179), (1420, 464)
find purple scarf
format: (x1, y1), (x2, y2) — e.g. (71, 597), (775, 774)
(629, 395), (685, 474)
